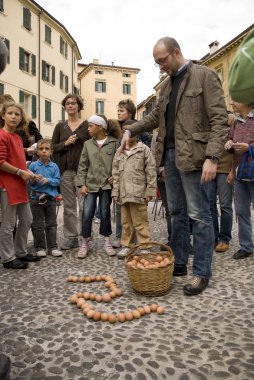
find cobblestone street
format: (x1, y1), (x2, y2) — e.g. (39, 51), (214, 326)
(0, 202), (253, 380)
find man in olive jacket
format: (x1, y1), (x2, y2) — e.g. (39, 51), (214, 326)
(121, 36), (229, 296)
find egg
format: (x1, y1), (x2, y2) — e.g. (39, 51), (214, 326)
(126, 262), (133, 268)
(104, 276), (114, 282)
(157, 306), (165, 315)
(83, 307), (90, 316)
(86, 309), (95, 318)
(108, 314), (117, 323)
(85, 276), (92, 283)
(102, 294), (111, 303)
(95, 295), (102, 302)
(72, 276), (79, 282)
(143, 305), (151, 314)
(109, 291), (116, 298)
(125, 311), (133, 321)
(76, 292), (83, 298)
(76, 298), (85, 308)
(83, 292), (90, 300)
(132, 310), (141, 319)
(150, 304), (158, 312)
(67, 276), (74, 282)
(156, 255), (163, 262)
(69, 295), (78, 304)
(95, 275), (102, 281)
(93, 311), (101, 321)
(117, 313), (126, 323)
(114, 288), (123, 296)
(105, 281), (114, 288)
(100, 313), (108, 322)
(137, 307), (145, 316)
(137, 263), (144, 269)
(79, 276), (85, 282)
(89, 293), (96, 301)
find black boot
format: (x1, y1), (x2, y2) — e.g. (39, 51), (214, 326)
(0, 353), (11, 380)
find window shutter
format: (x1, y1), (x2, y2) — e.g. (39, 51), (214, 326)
(32, 95), (37, 118)
(45, 25), (51, 44)
(42, 60), (46, 80)
(60, 36), (63, 54)
(19, 90), (24, 103)
(60, 70), (63, 89)
(19, 47), (25, 70)
(65, 43), (68, 59)
(45, 100), (51, 122)
(0, 83), (4, 95)
(0, 0), (4, 12)
(65, 75), (68, 93)
(31, 54), (36, 75)
(103, 82), (106, 92)
(23, 8), (31, 30)
(51, 65), (55, 85)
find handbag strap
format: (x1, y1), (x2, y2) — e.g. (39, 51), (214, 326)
(248, 144), (254, 159)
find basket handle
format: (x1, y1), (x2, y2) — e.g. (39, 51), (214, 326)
(127, 241), (172, 255)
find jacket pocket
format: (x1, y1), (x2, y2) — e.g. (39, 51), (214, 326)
(191, 131), (210, 168)
(134, 158), (144, 170)
(184, 88), (203, 113)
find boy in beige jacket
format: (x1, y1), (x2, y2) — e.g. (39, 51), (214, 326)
(112, 120), (157, 258)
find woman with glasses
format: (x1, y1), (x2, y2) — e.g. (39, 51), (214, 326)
(52, 94), (89, 250)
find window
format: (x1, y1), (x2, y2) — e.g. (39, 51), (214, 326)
(23, 7), (31, 31)
(95, 70), (103, 75)
(60, 70), (68, 92)
(45, 100), (52, 122)
(45, 25), (52, 44)
(0, 83), (4, 95)
(65, 75), (68, 93)
(31, 95), (36, 118)
(42, 60), (55, 85)
(95, 81), (106, 93)
(3, 39), (10, 63)
(73, 85), (79, 95)
(19, 47), (36, 75)
(0, 0), (4, 12)
(123, 73), (131, 78)
(96, 101), (104, 114)
(19, 91), (36, 118)
(123, 83), (131, 95)
(60, 36), (68, 58)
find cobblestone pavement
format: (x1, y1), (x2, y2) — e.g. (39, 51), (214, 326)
(0, 203), (253, 380)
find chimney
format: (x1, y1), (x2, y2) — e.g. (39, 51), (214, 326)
(93, 58), (99, 64)
(209, 40), (219, 55)
(112, 62), (114, 66)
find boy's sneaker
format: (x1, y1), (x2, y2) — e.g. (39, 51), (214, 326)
(117, 247), (129, 259)
(104, 241), (116, 256)
(94, 217), (100, 224)
(36, 249), (47, 257)
(50, 249), (63, 257)
(112, 238), (122, 248)
(77, 239), (88, 259)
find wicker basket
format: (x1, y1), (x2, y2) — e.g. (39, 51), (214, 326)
(124, 241), (174, 296)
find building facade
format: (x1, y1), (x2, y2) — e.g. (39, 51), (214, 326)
(78, 60), (140, 120)
(0, 0), (81, 137)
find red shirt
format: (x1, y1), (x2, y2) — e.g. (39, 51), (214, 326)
(0, 129), (29, 205)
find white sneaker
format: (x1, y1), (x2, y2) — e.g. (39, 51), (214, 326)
(36, 249), (47, 257)
(94, 217), (100, 224)
(112, 239), (122, 248)
(50, 249), (63, 257)
(117, 247), (129, 259)
(77, 239), (88, 258)
(104, 241), (116, 256)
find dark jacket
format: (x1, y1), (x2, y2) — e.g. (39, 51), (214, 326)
(52, 120), (89, 174)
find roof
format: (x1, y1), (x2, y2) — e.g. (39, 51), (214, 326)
(78, 62), (140, 79)
(29, 0), (82, 59)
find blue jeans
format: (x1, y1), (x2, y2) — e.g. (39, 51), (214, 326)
(157, 177), (171, 244)
(115, 203), (122, 239)
(207, 173), (233, 243)
(81, 189), (112, 238)
(164, 149), (214, 279)
(234, 179), (254, 252)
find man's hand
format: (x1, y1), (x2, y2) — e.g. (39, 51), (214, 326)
(201, 159), (217, 184)
(80, 185), (89, 197)
(120, 130), (130, 152)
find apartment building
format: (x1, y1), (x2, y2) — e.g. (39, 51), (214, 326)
(0, 0), (81, 137)
(78, 60), (140, 120)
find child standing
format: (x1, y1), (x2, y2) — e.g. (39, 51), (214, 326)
(76, 115), (119, 258)
(0, 102), (40, 269)
(29, 139), (62, 257)
(112, 120), (157, 259)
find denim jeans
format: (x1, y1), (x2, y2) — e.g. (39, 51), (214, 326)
(81, 189), (112, 238)
(157, 177), (171, 244)
(115, 203), (122, 239)
(164, 149), (214, 279)
(207, 173), (233, 243)
(30, 199), (58, 251)
(234, 179), (254, 252)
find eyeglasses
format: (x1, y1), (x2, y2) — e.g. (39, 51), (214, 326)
(65, 101), (77, 106)
(154, 52), (170, 67)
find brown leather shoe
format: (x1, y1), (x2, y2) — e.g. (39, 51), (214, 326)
(215, 242), (229, 252)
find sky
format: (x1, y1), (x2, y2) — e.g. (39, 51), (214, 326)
(35, 0), (254, 103)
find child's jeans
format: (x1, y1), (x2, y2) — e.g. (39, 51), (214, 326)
(81, 189), (112, 238)
(30, 198), (58, 251)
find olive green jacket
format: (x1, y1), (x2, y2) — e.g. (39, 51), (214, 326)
(75, 136), (119, 192)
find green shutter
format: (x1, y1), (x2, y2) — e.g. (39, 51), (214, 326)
(45, 25), (51, 44)
(0, 83), (4, 95)
(103, 82), (106, 92)
(51, 65), (55, 85)
(31, 95), (36, 118)
(0, 0), (4, 12)
(60, 70), (63, 89)
(60, 36), (63, 54)
(45, 100), (51, 122)
(4, 39), (10, 63)
(42, 60), (46, 80)
(19, 90), (24, 103)
(65, 75), (68, 93)
(65, 43), (68, 59)
(19, 47), (25, 70)
(31, 54), (36, 75)
(23, 8), (31, 30)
